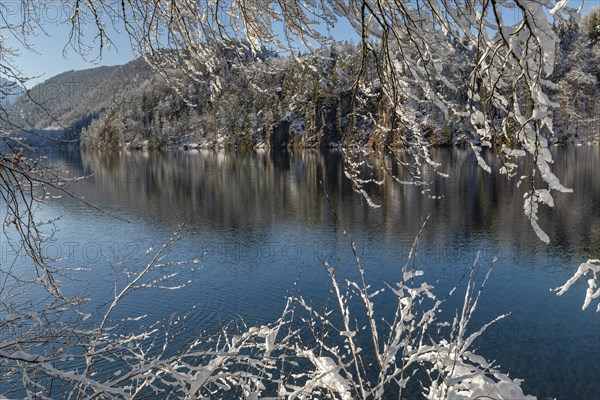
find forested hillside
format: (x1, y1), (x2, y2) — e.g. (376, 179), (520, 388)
(81, 41), (473, 149)
(552, 11), (600, 142)
(6, 10), (600, 150)
(80, 12), (600, 149)
(3, 57), (152, 140)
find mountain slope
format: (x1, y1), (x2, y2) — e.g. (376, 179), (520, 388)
(3, 58), (152, 138)
(81, 41), (476, 149)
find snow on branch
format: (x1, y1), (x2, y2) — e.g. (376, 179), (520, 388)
(554, 259), (600, 312)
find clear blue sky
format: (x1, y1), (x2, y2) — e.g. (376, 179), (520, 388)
(3, 0), (598, 87)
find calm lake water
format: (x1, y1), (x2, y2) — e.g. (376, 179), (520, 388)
(6, 146), (600, 399)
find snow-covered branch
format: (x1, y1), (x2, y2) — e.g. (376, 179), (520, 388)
(554, 259), (600, 312)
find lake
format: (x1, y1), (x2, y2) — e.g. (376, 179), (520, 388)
(5, 145), (599, 399)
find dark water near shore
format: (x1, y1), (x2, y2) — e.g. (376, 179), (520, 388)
(5, 146), (600, 399)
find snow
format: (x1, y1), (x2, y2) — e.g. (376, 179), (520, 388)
(296, 350), (352, 400)
(555, 259), (600, 311)
(4, 350), (44, 362)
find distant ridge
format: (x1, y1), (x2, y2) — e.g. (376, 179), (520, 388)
(3, 57), (152, 140)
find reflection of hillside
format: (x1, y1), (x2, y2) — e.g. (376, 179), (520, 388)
(52, 146), (600, 258)
(74, 148), (359, 230)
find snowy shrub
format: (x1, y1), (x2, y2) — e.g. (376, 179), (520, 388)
(1, 222), (535, 399)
